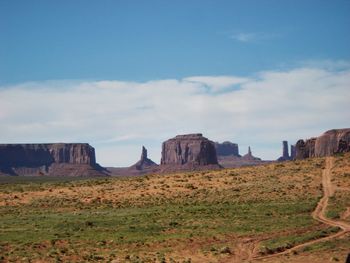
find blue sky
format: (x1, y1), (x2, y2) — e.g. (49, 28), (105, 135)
(0, 1), (350, 166)
(1, 0), (350, 83)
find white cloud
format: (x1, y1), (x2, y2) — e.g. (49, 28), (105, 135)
(0, 64), (349, 166)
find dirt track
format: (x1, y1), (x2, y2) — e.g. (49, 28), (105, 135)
(253, 157), (350, 261)
(312, 157), (350, 231)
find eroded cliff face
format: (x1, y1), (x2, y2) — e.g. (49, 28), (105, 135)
(0, 143), (105, 176)
(314, 129), (350, 156)
(161, 134), (218, 166)
(295, 128), (350, 159)
(49, 144), (96, 164)
(295, 138), (316, 159)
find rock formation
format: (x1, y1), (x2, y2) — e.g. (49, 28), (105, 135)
(160, 134), (218, 167)
(295, 138), (316, 159)
(215, 141), (240, 157)
(295, 128), (350, 159)
(216, 143), (268, 168)
(246, 146), (252, 157)
(277, 141), (291, 161)
(282, 141), (289, 159)
(134, 146), (158, 170)
(107, 146), (158, 176)
(0, 143), (106, 176)
(242, 146), (261, 161)
(290, 145), (296, 160)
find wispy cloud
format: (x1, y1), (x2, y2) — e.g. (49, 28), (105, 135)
(184, 76), (249, 92)
(300, 59), (350, 71)
(0, 63), (349, 166)
(230, 32), (278, 43)
(230, 33), (258, 42)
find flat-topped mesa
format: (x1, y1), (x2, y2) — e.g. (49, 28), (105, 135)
(173, 133), (204, 140)
(0, 143), (105, 176)
(295, 128), (350, 159)
(215, 141), (240, 157)
(161, 133), (218, 166)
(0, 143), (96, 166)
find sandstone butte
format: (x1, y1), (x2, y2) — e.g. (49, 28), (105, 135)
(159, 133), (221, 172)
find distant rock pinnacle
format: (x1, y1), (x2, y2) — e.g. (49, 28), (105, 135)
(282, 141), (289, 159)
(242, 146), (261, 161)
(141, 146), (147, 161)
(135, 146), (157, 170)
(277, 141), (292, 161)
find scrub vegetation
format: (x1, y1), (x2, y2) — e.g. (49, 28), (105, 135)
(0, 154), (349, 262)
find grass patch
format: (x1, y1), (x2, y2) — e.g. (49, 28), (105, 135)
(327, 193), (350, 220)
(0, 200), (318, 245)
(259, 226), (340, 255)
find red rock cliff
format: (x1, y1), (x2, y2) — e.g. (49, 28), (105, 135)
(295, 128), (350, 159)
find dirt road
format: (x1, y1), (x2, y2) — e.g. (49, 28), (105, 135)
(253, 157), (350, 261)
(312, 157), (350, 231)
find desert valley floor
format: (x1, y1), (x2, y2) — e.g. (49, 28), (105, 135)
(1, 154), (350, 262)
